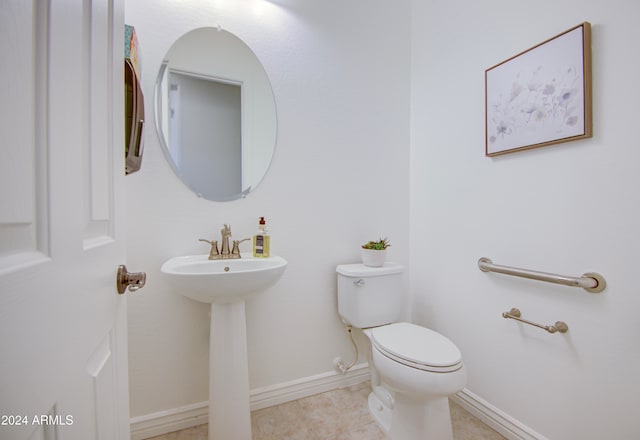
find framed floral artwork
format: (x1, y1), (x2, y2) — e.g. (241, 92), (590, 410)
(485, 22), (592, 156)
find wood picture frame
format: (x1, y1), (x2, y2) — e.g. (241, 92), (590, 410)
(485, 22), (592, 156)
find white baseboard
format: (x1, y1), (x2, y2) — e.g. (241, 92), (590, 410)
(451, 388), (548, 440)
(129, 401), (209, 440)
(130, 363), (370, 440)
(250, 362), (370, 411)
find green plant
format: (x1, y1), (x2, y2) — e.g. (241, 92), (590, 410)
(361, 237), (391, 250)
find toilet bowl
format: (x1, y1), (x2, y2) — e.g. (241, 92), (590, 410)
(367, 323), (467, 439)
(336, 263), (467, 440)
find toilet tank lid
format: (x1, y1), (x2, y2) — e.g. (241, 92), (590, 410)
(336, 263), (404, 277)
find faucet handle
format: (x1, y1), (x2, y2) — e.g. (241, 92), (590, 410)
(231, 238), (251, 257)
(199, 238), (220, 260)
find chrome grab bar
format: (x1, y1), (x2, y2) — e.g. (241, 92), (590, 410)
(502, 308), (568, 334)
(478, 257), (606, 293)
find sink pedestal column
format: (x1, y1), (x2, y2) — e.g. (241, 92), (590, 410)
(209, 301), (252, 440)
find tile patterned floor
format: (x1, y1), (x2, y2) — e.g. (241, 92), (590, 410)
(148, 382), (505, 440)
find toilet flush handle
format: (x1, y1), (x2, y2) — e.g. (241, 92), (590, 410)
(354, 279), (365, 287)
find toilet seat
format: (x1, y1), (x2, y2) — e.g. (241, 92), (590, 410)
(371, 322), (463, 373)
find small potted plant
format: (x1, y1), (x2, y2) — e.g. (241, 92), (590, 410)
(361, 237), (391, 267)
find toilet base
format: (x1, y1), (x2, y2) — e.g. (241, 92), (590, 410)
(368, 391), (392, 434)
(369, 390), (454, 440)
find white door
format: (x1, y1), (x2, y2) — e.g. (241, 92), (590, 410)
(0, 1), (134, 439)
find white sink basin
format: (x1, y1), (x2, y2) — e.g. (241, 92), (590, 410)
(161, 253), (287, 303)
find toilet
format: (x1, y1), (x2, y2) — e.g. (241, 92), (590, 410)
(336, 262), (466, 440)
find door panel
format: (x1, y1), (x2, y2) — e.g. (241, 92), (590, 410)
(0, 0), (49, 273)
(0, 1), (129, 439)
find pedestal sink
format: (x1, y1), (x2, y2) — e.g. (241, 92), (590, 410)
(161, 253), (287, 440)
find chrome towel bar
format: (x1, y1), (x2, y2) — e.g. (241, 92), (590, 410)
(478, 257), (606, 293)
(502, 308), (568, 334)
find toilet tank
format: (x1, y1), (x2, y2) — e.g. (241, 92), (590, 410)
(336, 263), (404, 328)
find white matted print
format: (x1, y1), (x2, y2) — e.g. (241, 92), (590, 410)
(485, 23), (592, 156)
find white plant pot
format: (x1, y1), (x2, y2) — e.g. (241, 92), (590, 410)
(361, 249), (387, 267)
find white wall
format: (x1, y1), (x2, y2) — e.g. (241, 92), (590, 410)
(125, 0), (411, 419)
(410, 1), (640, 439)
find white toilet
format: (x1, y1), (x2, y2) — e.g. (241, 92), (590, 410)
(336, 262), (467, 440)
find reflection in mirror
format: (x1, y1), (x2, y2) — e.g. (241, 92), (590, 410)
(154, 27), (277, 201)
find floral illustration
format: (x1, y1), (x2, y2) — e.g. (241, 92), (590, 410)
(485, 25), (589, 155)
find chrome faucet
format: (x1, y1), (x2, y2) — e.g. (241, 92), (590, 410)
(199, 224), (249, 260)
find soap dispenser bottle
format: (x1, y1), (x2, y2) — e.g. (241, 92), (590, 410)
(253, 217), (270, 258)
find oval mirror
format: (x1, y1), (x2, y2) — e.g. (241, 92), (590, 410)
(154, 27), (277, 201)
